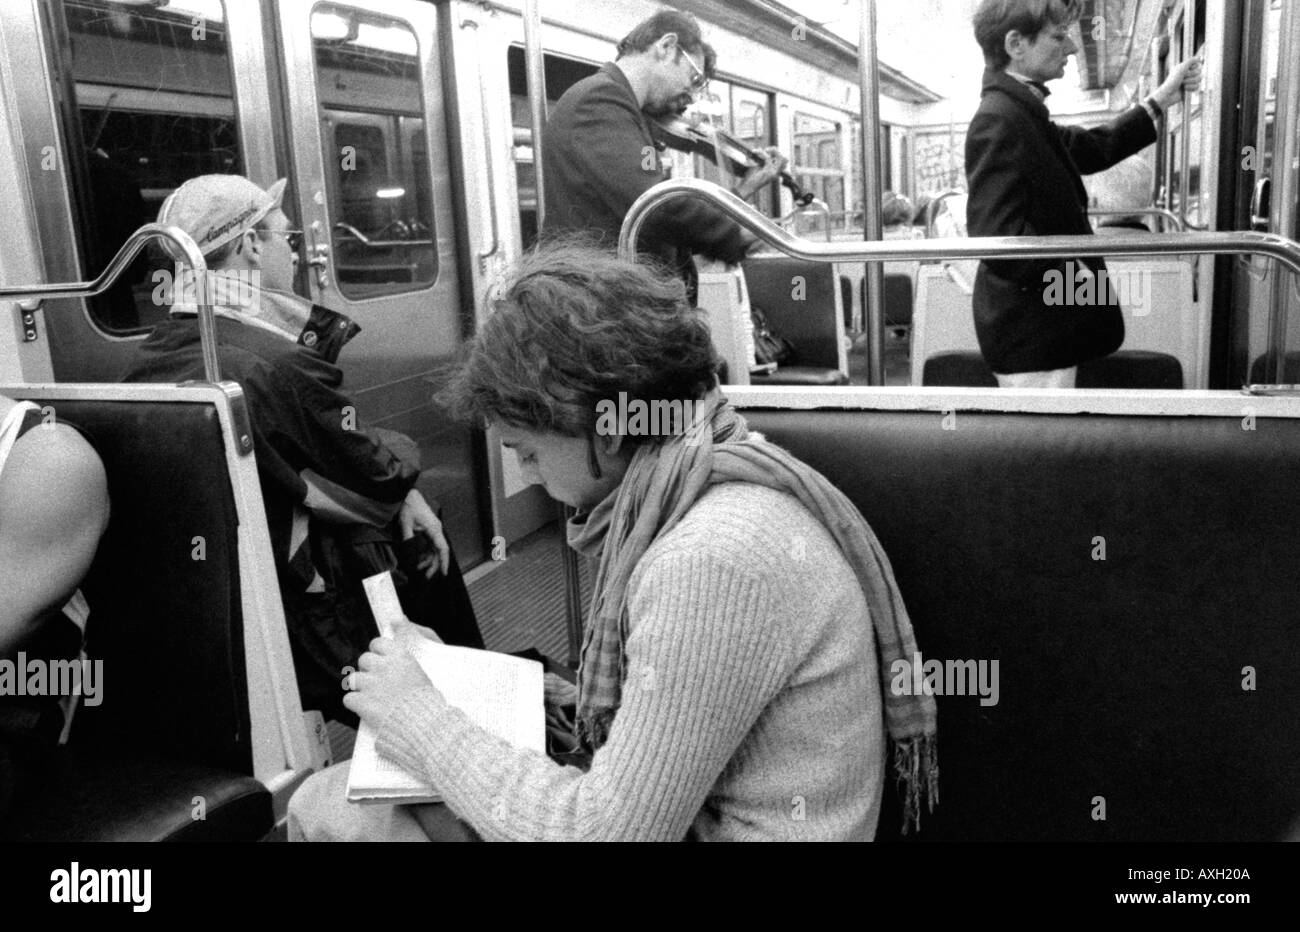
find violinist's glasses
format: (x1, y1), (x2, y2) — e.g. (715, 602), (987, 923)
(681, 49), (709, 93)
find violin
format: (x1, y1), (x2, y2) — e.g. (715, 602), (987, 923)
(652, 117), (814, 207)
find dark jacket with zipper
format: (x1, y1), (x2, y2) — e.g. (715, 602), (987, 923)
(965, 68), (1156, 373)
(122, 303), (482, 721)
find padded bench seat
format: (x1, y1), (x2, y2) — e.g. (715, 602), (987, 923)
(744, 404), (1300, 841)
(0, 388), (272, 842)
(0, 749), (271, 842)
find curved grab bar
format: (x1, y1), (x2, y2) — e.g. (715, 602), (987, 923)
(1088, 208), (1186, 233)
(0, 224), (219, 382)
(333, 221), (434, 249)
(620, 179), (1300, 275)
(779, 197), (832, 242)
(619, 179), (1300, 383)
(926, 189), (965, 238)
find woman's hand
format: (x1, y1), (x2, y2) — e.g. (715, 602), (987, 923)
(342, 632), (434, 730)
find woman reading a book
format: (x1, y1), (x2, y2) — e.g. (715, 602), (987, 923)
(288, 244), (936, 841)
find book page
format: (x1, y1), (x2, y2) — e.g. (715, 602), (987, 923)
(346, 640), (544, 803)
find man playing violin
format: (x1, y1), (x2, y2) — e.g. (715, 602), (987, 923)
(541, 9), (786, 303)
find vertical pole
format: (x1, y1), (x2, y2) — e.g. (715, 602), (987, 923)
(859, 0), (884, 384)
(523, 0), (548, 230)
(524, 0), (582, 664)
(1267, 0), (1300, 381)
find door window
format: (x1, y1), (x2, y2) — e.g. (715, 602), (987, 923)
(312, 4), (436, 298)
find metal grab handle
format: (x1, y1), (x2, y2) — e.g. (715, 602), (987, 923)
(619, 179), (1300, 384)
(333, 222), (434, 249)
(944, 261), (974, 295)
(1177, 10), (1206, 230)
(0, 224), (219, 382)
(779, 198), (832, 242)
(925, 189), (964, 239)
(461, 15), (499, 267)
(1088, 208), (1186, 232)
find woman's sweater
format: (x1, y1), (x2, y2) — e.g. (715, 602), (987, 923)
(377, 482), (885, 840)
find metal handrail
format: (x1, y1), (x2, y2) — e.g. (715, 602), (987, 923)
(333, 221), (433, 249)
(925, 189), (965, 238)
(779, 197), (832, 243)
(618, 179), (1300, 383)
(459, 13), (499, 268)
(1088, 208), (1186, 233)
(0, 224), (220, 382)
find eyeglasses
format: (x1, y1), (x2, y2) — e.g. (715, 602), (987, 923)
(272, 229), (304, 250)
(681, 49), (709, 92)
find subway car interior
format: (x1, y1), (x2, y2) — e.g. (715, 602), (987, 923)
(0, 0), (1298, 848)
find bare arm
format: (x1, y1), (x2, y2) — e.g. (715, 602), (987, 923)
(0, 424), (109, 653)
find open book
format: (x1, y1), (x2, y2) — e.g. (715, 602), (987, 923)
(346, 573), (545, 804)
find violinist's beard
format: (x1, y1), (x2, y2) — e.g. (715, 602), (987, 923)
(643, 94), (692, 120)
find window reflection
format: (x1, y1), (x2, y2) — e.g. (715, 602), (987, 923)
(60, 0), (238, 333)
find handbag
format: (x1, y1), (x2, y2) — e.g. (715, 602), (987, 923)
(751, 305), (796, 367)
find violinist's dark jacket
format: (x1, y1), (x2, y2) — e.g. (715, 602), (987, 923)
(542, 63), (753, 293)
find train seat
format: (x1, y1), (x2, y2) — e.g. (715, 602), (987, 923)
(743, 257), (849, 386)
(922, 349), (1184, 389)
(742, 400), (1300, 840)
(0, 386), (275, 841)
(1248, 352), (1300, 383)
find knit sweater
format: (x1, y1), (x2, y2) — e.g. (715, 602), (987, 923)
(376, 482), (885, 841)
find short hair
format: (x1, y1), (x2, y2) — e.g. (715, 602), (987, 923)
(440, 243), (718, 441)
(972, 0), (1081, 71)
(616, 9), (707, 62)
(882, 192), (915, 227)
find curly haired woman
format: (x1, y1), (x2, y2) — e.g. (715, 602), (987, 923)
(289, 245), (936, 841)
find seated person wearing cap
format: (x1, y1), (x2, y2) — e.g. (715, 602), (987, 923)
(0, 394), (109, 822)
(121, 175), (482, 726)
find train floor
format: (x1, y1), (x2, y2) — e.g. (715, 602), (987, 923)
(848, 327), (912, 386)
(325, 520), (592, 763)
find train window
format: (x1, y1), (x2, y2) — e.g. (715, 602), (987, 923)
(506, 46), (600, 248)
(54, 0), (239, 334)
(312, 5), (436, 298)
(792, 111), (845, 233)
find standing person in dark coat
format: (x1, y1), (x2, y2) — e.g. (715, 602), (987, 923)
(965, 0), (1200, 387)
(541, 9), (785, 303)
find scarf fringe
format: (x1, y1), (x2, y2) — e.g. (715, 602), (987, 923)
(893, 734), (939, 835)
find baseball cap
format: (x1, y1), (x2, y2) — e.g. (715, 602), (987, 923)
(157, 175), (288, 257)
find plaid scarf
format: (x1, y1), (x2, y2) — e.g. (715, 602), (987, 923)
(567, 391), (938, 833)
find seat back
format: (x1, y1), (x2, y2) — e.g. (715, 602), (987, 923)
(743, 402), (1300, 840)
(923, 349), (1185, 389)
(12, 391), (252, 774)
(742, 257), (845, 370)
(882, 273), (914, 329)
(1248, 351), (1300, 383)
